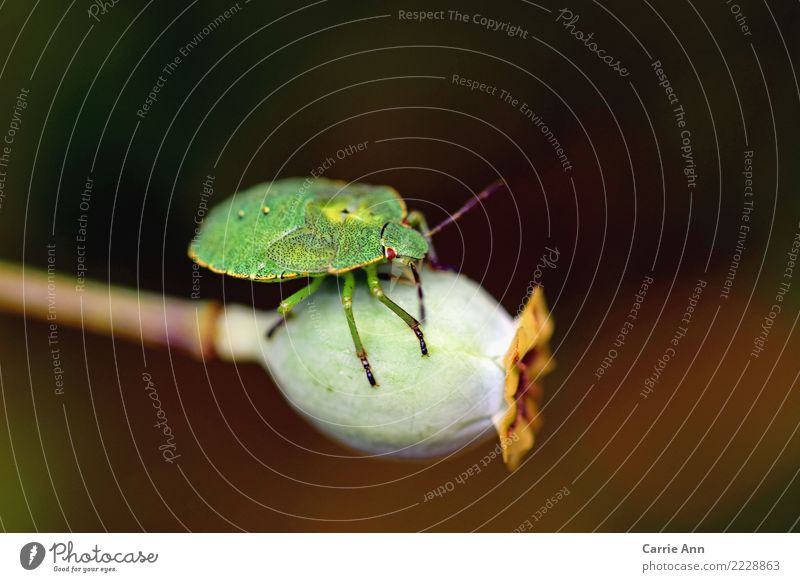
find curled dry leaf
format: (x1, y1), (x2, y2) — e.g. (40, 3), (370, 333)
(497, 288), (555, 471)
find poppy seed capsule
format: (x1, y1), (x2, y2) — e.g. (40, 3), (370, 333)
(215, 268), (553, 467)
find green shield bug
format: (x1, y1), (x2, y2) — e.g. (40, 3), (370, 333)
(188, 177), (504, 386)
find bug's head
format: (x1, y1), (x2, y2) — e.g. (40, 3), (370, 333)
(380, 222), (428, 263)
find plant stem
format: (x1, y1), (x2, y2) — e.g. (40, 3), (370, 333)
(0, 260), (221, 359)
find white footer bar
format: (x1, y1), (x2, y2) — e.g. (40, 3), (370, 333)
(1, 533), (796, 581)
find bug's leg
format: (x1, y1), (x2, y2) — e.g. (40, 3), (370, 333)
(364, 264), (428, 357)
(406, 210), (441, 267)
(342, 271), (377, 387)
(405, 210), (431, 320)
(409, 261), (425, 322)
(266, 276), (325, 338)
(375, 260), (425, 320)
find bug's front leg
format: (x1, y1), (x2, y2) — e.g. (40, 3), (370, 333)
(266, 276), (325, 338)
(364, 264), (428, 357)
(341, 271), (377, 387)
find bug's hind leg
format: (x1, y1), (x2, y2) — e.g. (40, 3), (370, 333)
(266, 276), (325, 338)
(342, 271), (377, 387)
(364, 264), (428, 357)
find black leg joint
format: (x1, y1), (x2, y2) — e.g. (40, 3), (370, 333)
(359, 353), (377, 387)
(412, 325), (428, 356)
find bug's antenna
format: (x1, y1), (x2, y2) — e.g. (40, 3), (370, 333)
(427, 179), (507, 238)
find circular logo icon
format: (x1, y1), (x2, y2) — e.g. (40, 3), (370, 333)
(19, 542), (45, 570)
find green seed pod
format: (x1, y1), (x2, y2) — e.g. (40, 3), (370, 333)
(216, 268), (553, 467)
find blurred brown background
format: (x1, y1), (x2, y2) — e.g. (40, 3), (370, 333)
(0, 0), (798, 531)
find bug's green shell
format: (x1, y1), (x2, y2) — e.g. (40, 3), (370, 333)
(189, 178), (424, 280)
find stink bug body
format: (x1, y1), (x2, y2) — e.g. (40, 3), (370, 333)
(189, 177), (503, 386)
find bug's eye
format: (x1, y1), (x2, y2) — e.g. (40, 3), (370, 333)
(385, 247), (397, 260)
